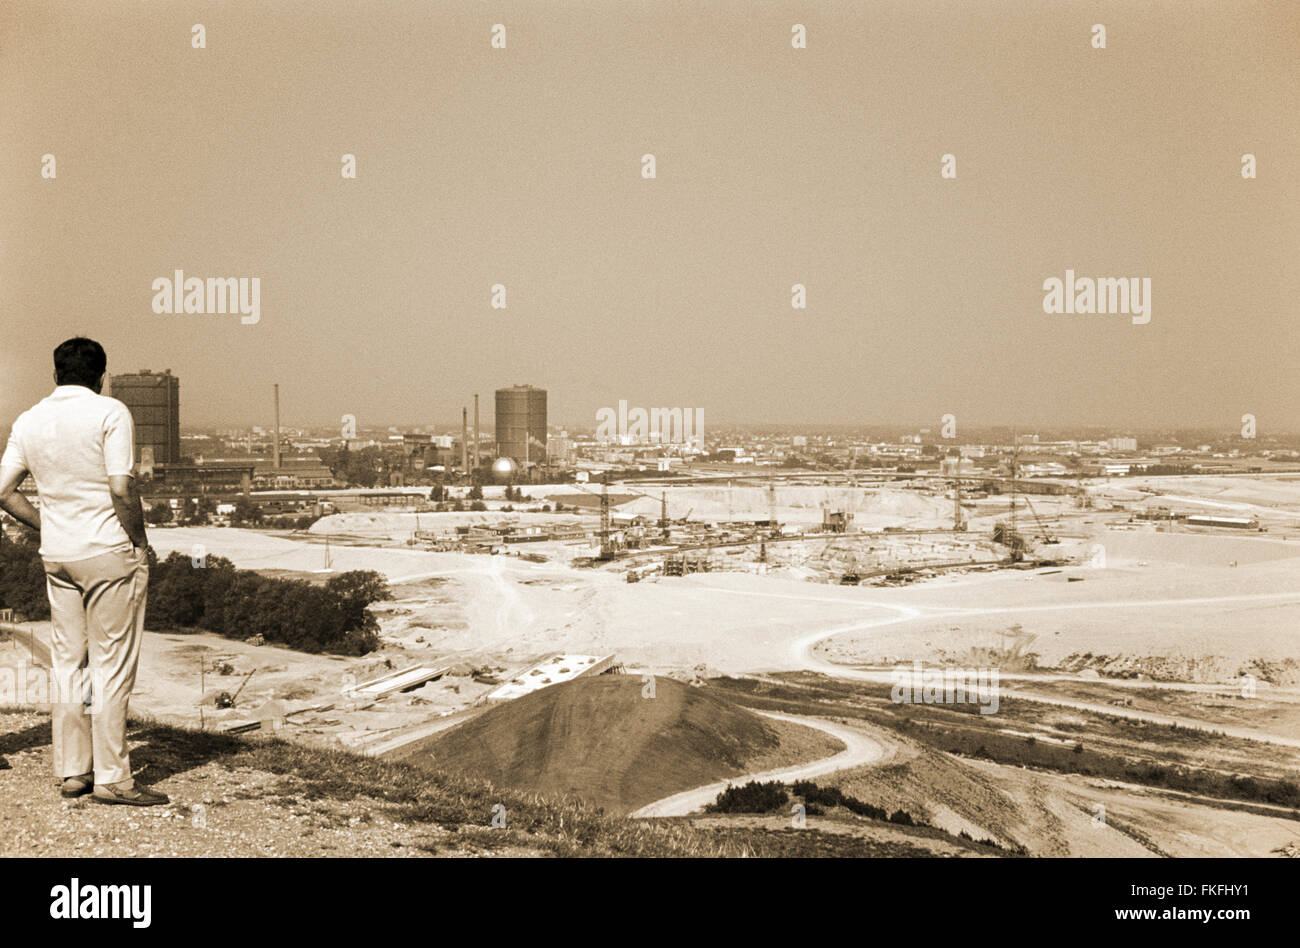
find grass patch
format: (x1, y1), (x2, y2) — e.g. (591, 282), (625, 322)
(117, 716), (790, 857)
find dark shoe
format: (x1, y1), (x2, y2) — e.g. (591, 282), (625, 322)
(0, 757), (9, 771)
(60, 774), (94, 798)
(92, 783), (169, 807)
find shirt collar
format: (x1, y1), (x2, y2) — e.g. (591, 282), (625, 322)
(51, 385), (98, 397)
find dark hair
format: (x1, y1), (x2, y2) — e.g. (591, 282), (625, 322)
(53, 337), (107, 388)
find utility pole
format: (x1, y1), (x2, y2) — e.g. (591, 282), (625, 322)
(473, 394), (480, 471)
(599, 478), (611, 559)
(1010, 433), (1018, 540)
(272, 383), (282, 469)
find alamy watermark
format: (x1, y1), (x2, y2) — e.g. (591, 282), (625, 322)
(151, 270), (260, 325)
(0, 662), (107, 713)
(595, 400), (703, 444)
(1042, 270), (1150, 325)
(890, 661), (1000, 714)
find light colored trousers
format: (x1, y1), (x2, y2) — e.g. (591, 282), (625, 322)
(43, 546), (148, 785)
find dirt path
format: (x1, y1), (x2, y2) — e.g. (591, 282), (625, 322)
(629, 712), (887, 818)
(784, 589), (1300, 748)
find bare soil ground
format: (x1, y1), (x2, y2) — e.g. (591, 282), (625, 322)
(404, 676), (843, 815)
(707, 673), (1300, 857)
(0, 708), (973, 858)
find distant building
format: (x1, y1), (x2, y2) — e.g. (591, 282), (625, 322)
(253, 458), (336, 489)
(151, 461), (254, 494)
(109, 370), (181, 467)
(495, 385), (547, 467)
(549, 435), (575, 467)
(940, 456), (978, 476)
(1107, 437), (1137, 453)
(1185, 515), (1259, 530)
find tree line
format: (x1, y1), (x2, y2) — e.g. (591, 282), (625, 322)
(0, 533), (387, 655)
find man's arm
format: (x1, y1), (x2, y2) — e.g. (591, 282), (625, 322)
(0, 466), (40, 533)
(108, 474), (148, 550)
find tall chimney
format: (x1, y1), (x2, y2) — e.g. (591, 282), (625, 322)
(273, 383), (281, 469)
(461, 407), (469, 471)
(473, 393), (480, 469)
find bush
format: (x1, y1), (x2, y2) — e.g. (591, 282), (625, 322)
(705, 780), (789, 814)
(146, 502), (174, 525)
(0, 533), (50, 620)
(143, 553), (388, 655)
(231, 496), (262, 525)
(789, 781), (890, 822)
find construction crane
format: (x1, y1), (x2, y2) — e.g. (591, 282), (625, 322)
(1009, 434), (1057, 543)
(598, 479), (612, 559)
(565, 478), (688, 555)
(993, 438), (1027, 561)
(562, 479), (616, 556)
(1019, 492), (1058, 544)
(993, 438), (1058, 554)
(766, 480), (780, 536)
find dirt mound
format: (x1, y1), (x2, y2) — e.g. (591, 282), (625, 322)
(412, 676), (802, 815)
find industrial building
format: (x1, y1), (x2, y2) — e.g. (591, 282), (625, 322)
(495, 384), (547, 468)
(1184, 515), (1260, 530)
(109, 369), (181, 468)
(149, 461), (254, 494)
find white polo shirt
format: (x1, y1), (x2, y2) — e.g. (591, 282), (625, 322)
(1, 385), (137, 561)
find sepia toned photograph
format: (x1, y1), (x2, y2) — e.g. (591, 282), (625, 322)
(0, 0), (1295, 927)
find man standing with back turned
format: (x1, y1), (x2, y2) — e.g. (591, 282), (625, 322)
(0, 338), (169, 805)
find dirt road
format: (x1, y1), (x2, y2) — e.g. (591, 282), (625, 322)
(784, 590), (1300, 748)
(629, 711), (887, 818)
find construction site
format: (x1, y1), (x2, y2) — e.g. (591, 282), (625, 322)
(5, 463), (1297, 857)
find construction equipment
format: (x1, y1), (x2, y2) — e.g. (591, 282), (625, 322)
(1019, 492), (1059, 544)
(839, 551), (862, 585)
(992, 521), (1027, 561)
(823, 508), (850, 533)
(599, 479), (612, 559)
(995, 439), (1028, 561)
(664, 553), (711, 576)
(213, 668), (257, 709)
(1074, 468), (1093, 508)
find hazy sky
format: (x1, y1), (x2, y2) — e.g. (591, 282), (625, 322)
(2, 0), (1296, 432)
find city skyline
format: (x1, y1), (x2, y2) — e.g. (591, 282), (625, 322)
(5, 359), (1300, 439)
(2, 1), (1297, 431)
